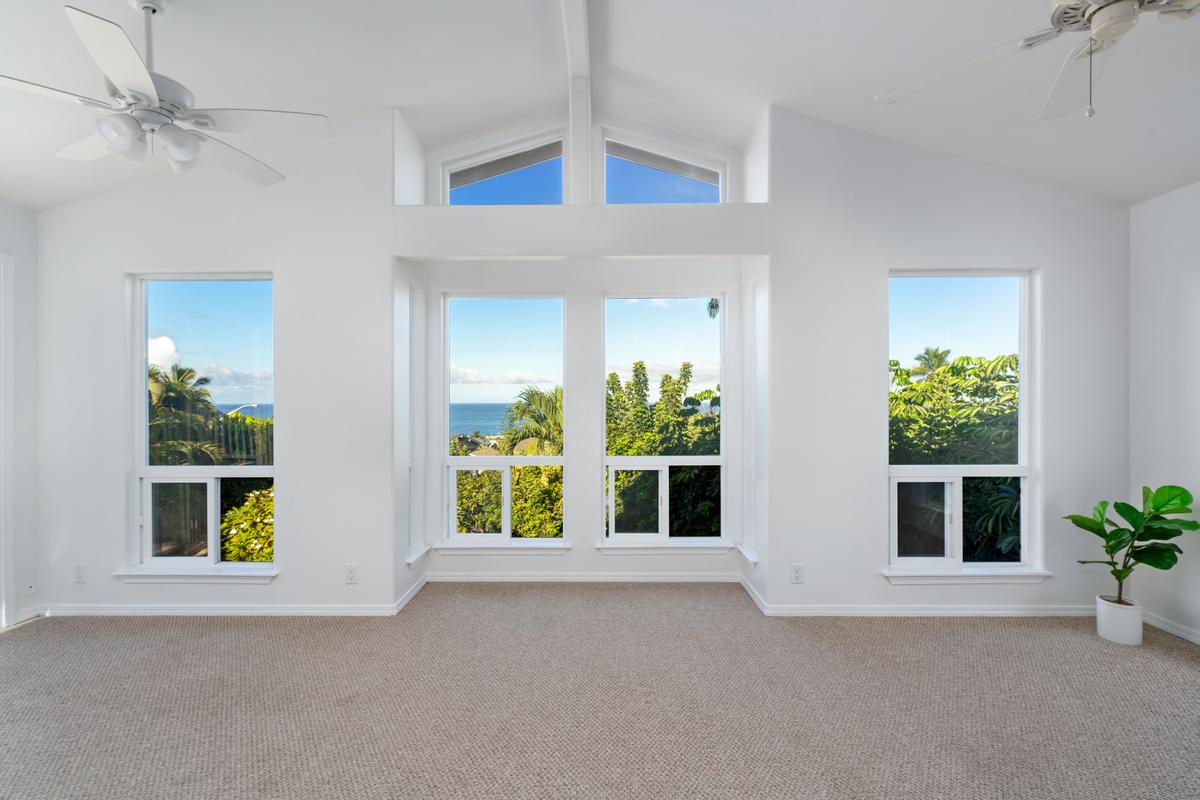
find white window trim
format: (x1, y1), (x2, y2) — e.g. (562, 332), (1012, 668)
(885, 272), (1043, 583)
(127, 273), (277, 579)
(602, 292), (731, 547)
(441, 293), (566, 548)
(437, 126), (566, 206)
(597, 124), (730, 204)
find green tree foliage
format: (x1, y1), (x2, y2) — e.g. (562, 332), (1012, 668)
(889, 353), (1019, 465)
(606, 362), (719, 457)
(512, 466), (563, 538)
(220, 487), (274, 562)
(500, 386), (563, 456)
(148, 364), (273, 466)
(455, 469), (503, 533)
(891, 350), (1021, 562)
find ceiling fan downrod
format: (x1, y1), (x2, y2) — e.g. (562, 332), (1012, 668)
(1085, 38), (1096, 118)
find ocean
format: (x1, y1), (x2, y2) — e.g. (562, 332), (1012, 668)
(450, 403), (510, 436)
(216, 403), (275, 420)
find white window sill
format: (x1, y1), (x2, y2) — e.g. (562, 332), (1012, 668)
(596, 541), (734, 556)
(737, 544), (759, 566)
(113, 565), (279, 584)
(881, 567), (1053, 585)
(432, 540), (571, 555)
(404, 545), (431, 566)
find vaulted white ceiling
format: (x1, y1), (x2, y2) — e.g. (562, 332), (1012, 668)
(1, 0), (1197, 209)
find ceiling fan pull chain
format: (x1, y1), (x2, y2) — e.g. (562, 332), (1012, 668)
(1085, 38), (1096, 119)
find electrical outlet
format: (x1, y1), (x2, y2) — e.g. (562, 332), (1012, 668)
(344, 564), (359, 585)
(790, 563), (804, 585)
(72, 563), (87, 584)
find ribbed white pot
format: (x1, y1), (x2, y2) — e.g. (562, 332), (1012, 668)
(1096, 595), (1143, 646)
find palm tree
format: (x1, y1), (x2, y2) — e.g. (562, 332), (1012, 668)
(148, 364), (224, 465)
(501, 386), (563, 456)
(911, 346), (951, 380)
(706, 298), (720, 319)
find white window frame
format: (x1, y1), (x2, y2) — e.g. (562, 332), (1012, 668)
(602, 293), (728, 545)
(131, 274), (275, 572)
(885, 272), (1042, 582)
(439, 127), (566, 206)
(598, 125), (729, 204)
(442, 293), (566, 544)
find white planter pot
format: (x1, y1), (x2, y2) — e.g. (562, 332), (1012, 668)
(1096, 595), (1143, 646)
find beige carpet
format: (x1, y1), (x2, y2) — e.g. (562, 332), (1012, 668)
(1, 583), (1198, 800)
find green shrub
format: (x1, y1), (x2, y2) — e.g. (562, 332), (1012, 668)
(220, 488), (274, 562)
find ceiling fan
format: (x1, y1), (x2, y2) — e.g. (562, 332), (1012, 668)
(874, 1), (1200, 119)
(0, 0), (333, 185)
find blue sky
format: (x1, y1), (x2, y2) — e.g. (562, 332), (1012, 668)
(447, 297), (721, 405)
(449, 154), (720, 205)
(448, 298), (564, 404)
(605, 298), (721, 392)
(146, 280), (273, 405)
(889, 276), (1020, 365)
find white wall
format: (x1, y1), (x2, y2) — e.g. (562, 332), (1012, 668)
(24, 101), (1151, 621)
(741, 107), (770, 204)
(759, 107), (1131, 612)
(393, 110), (426, 206)
(35, 110), (422, 614)
(0, 201), (38, 625)
(1130, 180), (1200, 639)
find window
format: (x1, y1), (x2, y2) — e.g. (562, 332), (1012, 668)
(448, 141), (563, 205)
(604, 140), (721, 204)
(138, 278), (274, 566)
(446, 297), (563, 540)
(604, 296), (722, 540)
(888, 275), (1027, 569)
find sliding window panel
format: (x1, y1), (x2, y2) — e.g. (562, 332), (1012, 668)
(895, 481), (949, 559)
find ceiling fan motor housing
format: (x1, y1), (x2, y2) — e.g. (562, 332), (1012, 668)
(1051, 1), (1141, 38)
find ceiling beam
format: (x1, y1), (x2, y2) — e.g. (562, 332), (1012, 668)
(560, 0), (590, 79)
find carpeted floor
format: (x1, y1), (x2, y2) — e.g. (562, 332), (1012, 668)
(1, 583), (1198, 800)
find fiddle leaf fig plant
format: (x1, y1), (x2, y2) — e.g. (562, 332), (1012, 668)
(1065, 485), (1199, 605)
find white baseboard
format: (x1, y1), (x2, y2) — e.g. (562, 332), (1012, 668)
(425, 571), (743, 583)
(45, 603), (403, 617)
(739, 578), (1093, 617)
(1145, 611), (1200, 645)
(393, 578), (427, 612)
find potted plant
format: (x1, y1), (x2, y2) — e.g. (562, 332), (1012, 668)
(1065, 485), (1198, 645)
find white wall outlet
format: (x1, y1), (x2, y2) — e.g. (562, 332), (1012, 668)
(344, 564), (359, 585)
(790, 563), (804, 585)
(72, 563), (87, 584)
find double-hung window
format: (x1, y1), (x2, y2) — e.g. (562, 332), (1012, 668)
(445, 297), (564, 540)
(604, 296), (723, 541)
(887, 274), (1030, 574)
(136, 277), (274, 568)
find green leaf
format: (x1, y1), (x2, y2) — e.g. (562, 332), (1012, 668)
(1138, 527), (1183, 542)
(1078, 559), (1117, 566)
(1130, 543), (1182, 570)
(1103, 528), (1134, 556)
(1142, 486), (1154, 515)
(1113, 502), (1144, 530)
(1144, 518), (1200, 531)
(1065, 514), (1106, 537)
(1151, 485), (1193, 514)
(1112, 566), (1134, 582)
(1092, 500), (1110, 526)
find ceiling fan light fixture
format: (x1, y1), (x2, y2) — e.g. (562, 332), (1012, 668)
(96, 112), (142, 151)
(113, 132), (148, 163)
(158, 122), (201, 162)
(166, 153), (198, 174)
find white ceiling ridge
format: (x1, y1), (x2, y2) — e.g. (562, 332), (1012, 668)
(560, 0), (590, 80)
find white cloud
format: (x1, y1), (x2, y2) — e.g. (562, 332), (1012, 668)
(449, 366), (552, 385)
(622, 298), (671, 308)
(196, 363), (273, 394)
(147, 336), (179, 370)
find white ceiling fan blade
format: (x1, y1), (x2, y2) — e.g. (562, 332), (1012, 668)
(0, 73), (110, 108)
(874, 28), (1061, 105)
(56, 135), (112, 161)
(196, 134), (285, 186)
(182, 109), (333, 139)
(64, 5), (157, 107)
(1040, 38), (1120, 121)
